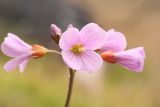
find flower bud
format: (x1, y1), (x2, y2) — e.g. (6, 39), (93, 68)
(68, 24), (73, 28)
(50, 24), (61, 44)
(51, 24), (62, 36)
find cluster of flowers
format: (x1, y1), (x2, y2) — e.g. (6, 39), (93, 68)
(1, 23), (145, 73)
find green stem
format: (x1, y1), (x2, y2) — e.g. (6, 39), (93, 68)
(47, 50), (61, 55)
(65, 68), (75, 107)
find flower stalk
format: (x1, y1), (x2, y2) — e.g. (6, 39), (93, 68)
(65, 68), (76, 107)
(47, 50), (61, 55)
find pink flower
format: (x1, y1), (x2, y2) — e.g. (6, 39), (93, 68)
(59, 23), (107, 72)
(100, 29), (145, 72)
(1, 33), (49, 72)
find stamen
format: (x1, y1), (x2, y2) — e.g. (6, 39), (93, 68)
(71, 44), (85, 54)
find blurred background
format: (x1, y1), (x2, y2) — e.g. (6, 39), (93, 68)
(0, 0), (159, 107)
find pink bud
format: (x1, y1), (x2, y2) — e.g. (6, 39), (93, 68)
(50, 24), (62, 36)
(68, 24), (73, 28)
(50, 24), (62, 44)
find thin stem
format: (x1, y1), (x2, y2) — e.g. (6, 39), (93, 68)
(65, 68), (76, 107)
(47, 50), (61, 55)
(50, 34), (60, 44)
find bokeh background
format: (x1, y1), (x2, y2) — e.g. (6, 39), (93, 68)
(0, 0), (159, 107)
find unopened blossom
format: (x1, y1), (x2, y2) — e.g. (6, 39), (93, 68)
(67, 24), (73, 28)
(1, 33), (49, 72)
(100, 29), (145, 72)
(51, 24), (62, 36)
(59, 23), (107, 72)
(50, 24), (62, 44)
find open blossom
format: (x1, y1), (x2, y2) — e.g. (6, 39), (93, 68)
(1, 33), (49, 72)
(59, 23), (107, 72)
(100, 29), (145, 72)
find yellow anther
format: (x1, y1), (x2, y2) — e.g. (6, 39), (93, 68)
(71, 44), (85, 54)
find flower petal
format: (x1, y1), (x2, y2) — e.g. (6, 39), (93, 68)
(80, 23), (106, 50)
(116, 47), (145, 72)
(80, 50), (103, 72)
(19, 58), (30, 73)
(4, 54), (31, 72)
(61, 50), (82, 70)
(100, 29), (127, 52)
(7, 33), (31, 48)
(1, 33), (32, 57)
(59, 27), (80, 50)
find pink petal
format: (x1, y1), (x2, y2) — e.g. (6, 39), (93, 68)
(19, 58), (30, 73)
(116, 47), (145, 72)
(7, 33), (31, 49)
(80, 23), (106, 50)
(61, 50), (82, 70)
(80, 50), (103, 72)
(59, 27), (80, 50)
(4, 54), (31, 72)
(100, 29), (127, 52)
(1, 33), (32, 57)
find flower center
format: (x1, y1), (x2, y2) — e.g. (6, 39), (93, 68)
(71, 44), (85, 54)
